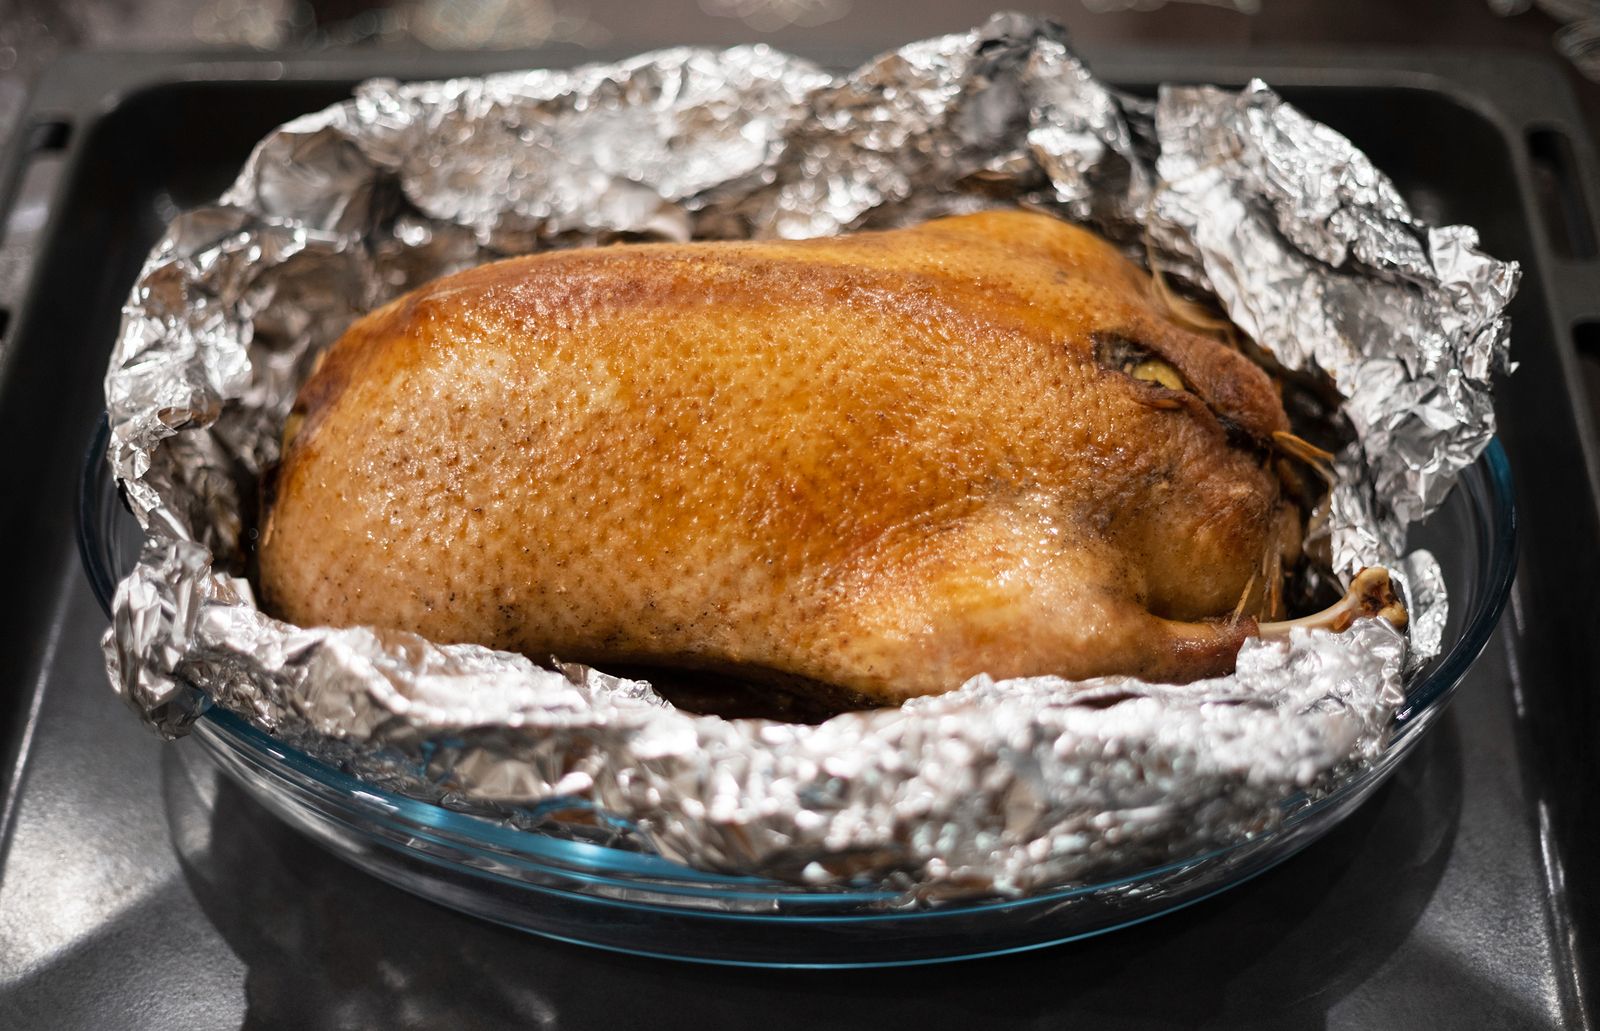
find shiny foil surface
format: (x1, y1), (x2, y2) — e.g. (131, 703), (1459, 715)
(102, 14), (1515, 897)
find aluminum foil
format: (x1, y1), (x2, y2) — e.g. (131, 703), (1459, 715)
(101, 13), (1516, 898)
(1147, 81), (1517, 570)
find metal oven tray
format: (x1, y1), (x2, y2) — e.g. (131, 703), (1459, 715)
(0, 45), (1597, 1027)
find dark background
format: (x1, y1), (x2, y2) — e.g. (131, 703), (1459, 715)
(4, 0), (1600, 132)
(0, 2), (1597, 1029)
(3, 0), (1600, 335)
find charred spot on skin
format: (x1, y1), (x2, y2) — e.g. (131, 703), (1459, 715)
(1091, 330), (1191, 410)
(1091, 331), (1185, 387)
(1092, 330), (1162, 376)
(1094, 330), (1279, 473)
(1214, 412), (1266, 454)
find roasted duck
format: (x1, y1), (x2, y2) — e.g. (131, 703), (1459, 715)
(259, 210), (1393, 707)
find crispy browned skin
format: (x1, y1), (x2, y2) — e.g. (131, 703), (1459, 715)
(259, 210), (1295, 705)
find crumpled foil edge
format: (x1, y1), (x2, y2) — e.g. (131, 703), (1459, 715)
(101, 13), (1514, 899)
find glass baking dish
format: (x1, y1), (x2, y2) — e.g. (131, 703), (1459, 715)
(77, 416), (1515, 967)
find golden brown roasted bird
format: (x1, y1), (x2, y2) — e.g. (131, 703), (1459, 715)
(259, 210), (1321, 707)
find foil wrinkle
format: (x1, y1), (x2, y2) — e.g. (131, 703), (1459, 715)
(101, 14), (1514, 898)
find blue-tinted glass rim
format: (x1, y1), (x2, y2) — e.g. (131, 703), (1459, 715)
(1392, 437), (1516, 729)
(77, 415), (1517, 909)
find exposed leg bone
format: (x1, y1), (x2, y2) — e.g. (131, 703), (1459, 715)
(1260, 566), (1408, 638)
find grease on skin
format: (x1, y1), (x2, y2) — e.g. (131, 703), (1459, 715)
(259, 210), (1298, 706)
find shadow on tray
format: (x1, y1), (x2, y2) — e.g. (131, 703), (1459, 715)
(164, 712), (1484, 1031)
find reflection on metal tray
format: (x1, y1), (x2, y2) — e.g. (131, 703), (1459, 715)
(74, 416), (1519, 963)
(1, 44), (1598, 1025)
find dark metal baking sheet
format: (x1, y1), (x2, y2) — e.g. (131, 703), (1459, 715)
(0, 45), (1596, 1029)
